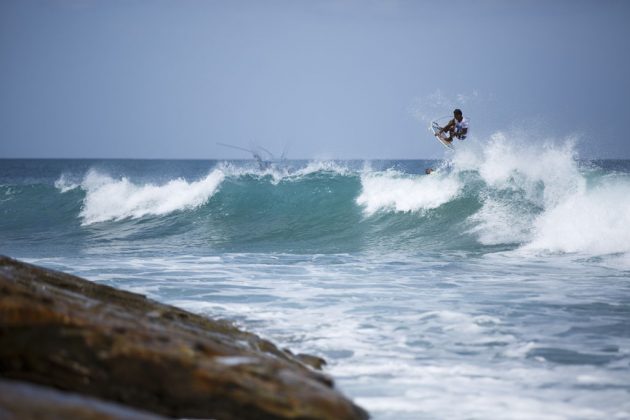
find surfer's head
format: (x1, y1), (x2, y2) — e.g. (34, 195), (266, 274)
(453, 108), (463, 121)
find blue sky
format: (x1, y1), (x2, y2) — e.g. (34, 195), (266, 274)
(1, 0), (629, 159)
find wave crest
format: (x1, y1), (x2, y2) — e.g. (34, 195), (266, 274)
(79, 169), (225, 225)
(357, 170), (462, 216)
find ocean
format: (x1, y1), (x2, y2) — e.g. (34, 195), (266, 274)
(1, 137), (629, 419)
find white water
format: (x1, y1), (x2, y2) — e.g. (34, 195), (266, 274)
(357, 169), (462, 215)
(78, 169), (225, 225)
(457, 135), (630, 261)
(525, 181), (630, 255)
(27, 252), (630, 420)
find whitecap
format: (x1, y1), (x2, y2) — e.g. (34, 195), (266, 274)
(356, 169), (461, 216)
(79, 169), (225, 225)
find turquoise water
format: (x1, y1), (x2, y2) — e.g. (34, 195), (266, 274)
(1, 139), (630, 419)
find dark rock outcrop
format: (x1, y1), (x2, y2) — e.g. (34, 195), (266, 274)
(0, 256), (368, 420)
(0, 379), (166, 420)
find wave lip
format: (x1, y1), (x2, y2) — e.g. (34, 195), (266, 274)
(79, 169), (225, 225)
(357, 170), (461, 216)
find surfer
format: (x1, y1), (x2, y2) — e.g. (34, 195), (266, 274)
(439, 109), (469, 143)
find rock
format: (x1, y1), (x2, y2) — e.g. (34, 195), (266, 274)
(283, 349), (327, 371)
(0, 379), (166, 420)
(0, 256), (368, 420)
(296, 354), (328, 371)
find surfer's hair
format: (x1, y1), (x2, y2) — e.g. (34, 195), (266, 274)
(453, 109), (462, 115)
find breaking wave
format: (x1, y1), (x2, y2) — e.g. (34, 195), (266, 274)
(2, 135), (629, 263)
(78, 169), (225, 225)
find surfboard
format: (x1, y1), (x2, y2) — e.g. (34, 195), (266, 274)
(430, 121), (454, 150)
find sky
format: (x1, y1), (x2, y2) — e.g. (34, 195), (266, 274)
(1, 0), (629, 159)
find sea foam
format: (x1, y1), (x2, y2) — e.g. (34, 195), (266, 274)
(524, 181), (630, 255)
(455, 133), (630, 258)
(79, 169), (225, 225)
(357, 169), (461, 216)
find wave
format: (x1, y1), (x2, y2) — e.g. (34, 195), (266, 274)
(461, 136), (630, 259)
(351, 135), (630, 260)
(2, 136), (630, 262)
(357, 169), (462, 215)
(524, 181), (630, 255)
(78, 169), (225, 225)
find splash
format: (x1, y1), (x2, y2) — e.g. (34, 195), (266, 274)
(524, 181), (630, 256)
(216, 160), (353, 185)
(452, 133), (584, 208)
(79, 169), (225, 225)
(455, 133), (630, 259)
(54, 173), (81, 193)
(357, 169), (461, 216)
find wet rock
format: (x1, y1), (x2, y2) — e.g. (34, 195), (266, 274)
(0, 256), (368, 420)
(296, 353), (328, 371)
(0, 379), (165, 420)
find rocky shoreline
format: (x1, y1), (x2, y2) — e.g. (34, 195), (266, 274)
(0, 256), (368, 419)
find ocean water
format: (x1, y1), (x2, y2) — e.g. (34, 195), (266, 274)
(1, 137), (630, 419)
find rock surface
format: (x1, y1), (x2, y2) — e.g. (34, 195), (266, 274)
(0, 256), (368, 420)
(0, 379), (166, 420)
